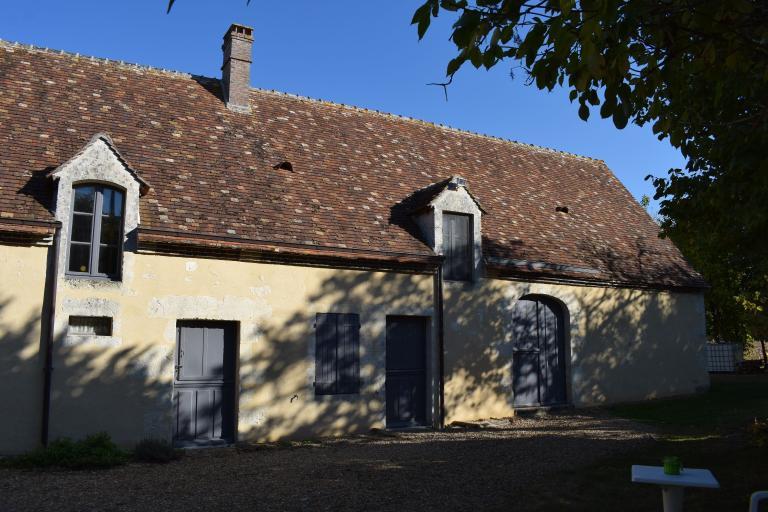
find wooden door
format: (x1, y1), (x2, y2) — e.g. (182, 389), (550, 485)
(386, 316), (427, 427)
(512, 297), (566, 407)
(173, 321), (236, 446)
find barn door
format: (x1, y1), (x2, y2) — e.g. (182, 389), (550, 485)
(173, 321), (236, 446)
(386, 316), (427, 427)
(512, 297), (566, 407)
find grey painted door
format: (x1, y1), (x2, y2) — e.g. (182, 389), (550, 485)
(386, 316), (427, 427)
(173, 321), (236, 446)
(512, 297), (566, 407)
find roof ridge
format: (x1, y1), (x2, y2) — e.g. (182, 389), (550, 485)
(250, 88), (604, 163)
(0, 38), (192, 78)
(0, 38), (602, 163)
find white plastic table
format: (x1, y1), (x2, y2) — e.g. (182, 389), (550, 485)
(631, 465), (720, 512)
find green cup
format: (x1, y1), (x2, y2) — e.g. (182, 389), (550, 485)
(663, 456), (682, 475)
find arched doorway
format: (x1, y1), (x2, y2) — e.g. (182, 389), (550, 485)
(511, 295), (567, 407)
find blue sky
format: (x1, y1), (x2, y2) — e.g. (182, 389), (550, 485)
(1, 1), (683, 213)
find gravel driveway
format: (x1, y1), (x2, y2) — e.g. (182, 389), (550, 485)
(0, 411), (653, 512)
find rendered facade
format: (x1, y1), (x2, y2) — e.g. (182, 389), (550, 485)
(0, 25), (709, 453)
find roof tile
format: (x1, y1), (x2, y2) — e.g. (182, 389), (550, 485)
(0, 40), (705, 288)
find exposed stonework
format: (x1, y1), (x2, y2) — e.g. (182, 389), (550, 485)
(49, 134), (146, 343)
(414, 177), (484, 281)
(50, 134), (144, 279)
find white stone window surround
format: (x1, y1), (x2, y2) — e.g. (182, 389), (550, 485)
(49, 133), (147, 283)
(414, 177), (484, 282)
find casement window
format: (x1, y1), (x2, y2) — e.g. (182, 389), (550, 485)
(314, 313), (361, 395)
(67, 184), (124, 279)
(443, 212), (472, 281)
(68, 316), (113, 336)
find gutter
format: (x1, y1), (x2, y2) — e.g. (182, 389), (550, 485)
(485, 266), (709, 293)
(0, 218), (59, 230)
(138, 227), (442, 274)
(41, 223), (61, 447)
(138, 226), (440, 261)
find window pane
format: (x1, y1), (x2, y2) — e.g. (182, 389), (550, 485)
(68, 244), (90, 273)
(102, 188), (124, 217)
(71, 214), (93, 242)
(73, 186), (96, 213)
(98, 246), (119, 275)
(69, 316), (112, 336)
(100, 216), (121, 245)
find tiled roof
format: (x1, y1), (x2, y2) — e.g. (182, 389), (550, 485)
(0, 40), (706, 289)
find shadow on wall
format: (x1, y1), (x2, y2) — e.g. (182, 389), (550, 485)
(237, 262), (704, 436)
(47, 333), (175, 445)
(0, 296), (46, 452)
(573, 286), (707, 404)
(572, 238), (708, 403)
(0, 293), (177, 450)
(0, 259), (706, 449)
(237, 271), (433, 441)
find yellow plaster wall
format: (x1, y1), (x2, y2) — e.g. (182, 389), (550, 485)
(49, 252), (435, 445)
(2, 241), (709, 451)
(442, 278), (709, 423)
(0, 244), (49, 454)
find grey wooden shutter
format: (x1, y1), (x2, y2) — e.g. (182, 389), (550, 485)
(443, 213), (472, 280)
(315, 313), (361, 395)
(443, 214), (454, 279)
(315, 313), (338, 394)
(337, 313), (360, 394)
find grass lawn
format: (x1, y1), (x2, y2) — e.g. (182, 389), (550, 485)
(531, 374), (768, 511)
(609, 374), (768, 437)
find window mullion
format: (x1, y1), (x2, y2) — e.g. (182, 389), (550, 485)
(91, 187), (104, 275)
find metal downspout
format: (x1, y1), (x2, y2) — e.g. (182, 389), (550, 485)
(41, 224), (61, 447)
(434, 264), (445, 429)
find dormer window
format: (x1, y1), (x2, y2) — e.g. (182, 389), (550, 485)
(408, 175), (484, 283)
(443, 212), (472, 281)
(67, 184), (124, 279)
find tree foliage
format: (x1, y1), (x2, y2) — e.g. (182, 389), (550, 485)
(413, 0), (768, 342)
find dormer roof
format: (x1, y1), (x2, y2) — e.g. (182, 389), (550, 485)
(48, 133), (151, 196)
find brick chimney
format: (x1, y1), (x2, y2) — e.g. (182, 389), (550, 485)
(221, 23), (254, 112)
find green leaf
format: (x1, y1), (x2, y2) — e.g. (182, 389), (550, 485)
(587, 89), (599, 106)
(520, 24), (547, 66)
(412, 2), (433, 40)
(469, 47), (483, 68)
(578, 103), (590, 121)
(482, 47), (499, 69)
(600, 100), (614, 118)
(446, 55), (465, 76)
(612, 108), (628, 129)
(452, 10), (483, 48)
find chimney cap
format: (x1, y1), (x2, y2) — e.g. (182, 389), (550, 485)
(224, 23), (254, 40)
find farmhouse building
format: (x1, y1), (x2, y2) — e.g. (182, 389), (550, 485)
(0, 25), (709, 452)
